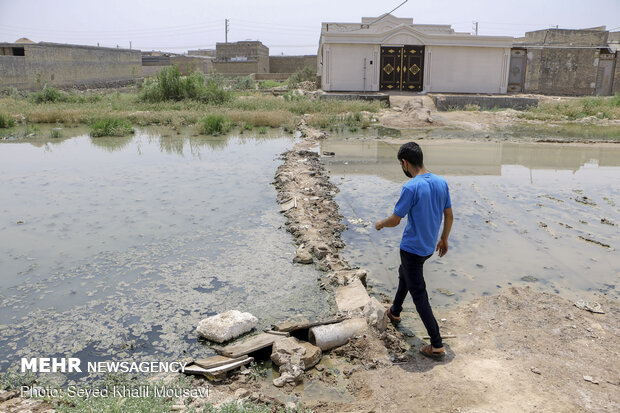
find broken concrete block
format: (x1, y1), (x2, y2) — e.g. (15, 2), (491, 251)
(309, 318), (367, 351)
(354, 269), (368, 286)
(271, 337), (322, 369)
(363, 297), (388, 332)
(336, 278), (371, 313)
(293, 247), (313, 264)
(271, 337), (306, 366)
(196, 310), (258, 343)
(272, 352), (305, 387)
(298, 340), (322, 369)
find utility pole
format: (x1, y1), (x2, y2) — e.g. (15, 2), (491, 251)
(225, 19), (229, 43)
(130, 41), (132, 50)
(473, 21), (479, 35)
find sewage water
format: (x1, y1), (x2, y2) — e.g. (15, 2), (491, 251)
(322, 137), (620, 309)
(0, 129), (332, 381)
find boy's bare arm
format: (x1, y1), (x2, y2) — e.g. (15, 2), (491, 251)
(375, 214), (401, 231)
(436, 208), (453, 257)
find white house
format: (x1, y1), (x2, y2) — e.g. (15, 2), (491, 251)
(318, 14), (514, 94)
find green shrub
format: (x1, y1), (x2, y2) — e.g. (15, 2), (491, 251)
(258, 80), (285, 89)
(49, 128), (62, 138)
(29, 86), (70, 103)
(90, 118), (134, 137)
(0, 113), (15, 128)
(233, 76), (256, 90)
(200, 113), (231, 135)
(257, 126), (267, 134)
(288, 66), (316, 89)
(140, 66), (232, 104)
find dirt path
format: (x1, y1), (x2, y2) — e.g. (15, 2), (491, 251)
(303, 287), (619, 412)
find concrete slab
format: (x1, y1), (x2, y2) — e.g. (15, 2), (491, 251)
(336, 278), (371, 313)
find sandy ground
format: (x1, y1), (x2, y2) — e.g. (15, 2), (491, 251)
(304, 286), (620, 412)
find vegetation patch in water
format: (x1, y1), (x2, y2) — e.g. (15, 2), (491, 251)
(90, 118), (134, 137)
(199, 114), (231, 136)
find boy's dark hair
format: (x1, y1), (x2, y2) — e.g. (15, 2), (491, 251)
(397, 142), (423, 168)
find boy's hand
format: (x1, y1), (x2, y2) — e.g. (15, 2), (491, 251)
(375, 214), (401, 231)
(436, 238), (448, 257)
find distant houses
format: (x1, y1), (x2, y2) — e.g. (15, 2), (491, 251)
(318, 14), (620, 96)
(1, 17), (619, 96)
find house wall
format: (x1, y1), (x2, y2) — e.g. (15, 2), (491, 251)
(613, 53), (620, 95)
(216, 42), (269, 60)
(523, 48), (599, 95)
(169, 56), (213, 75)
(269, 55), (317, 73)
(321, 43), (380, 91)
(212, 59), (268, 74)
(425, 46), (510, 93)
(0, 43), (142, 90)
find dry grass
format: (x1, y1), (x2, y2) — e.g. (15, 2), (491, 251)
(519, 95), (620, 121)
(0, 90), (383, 131)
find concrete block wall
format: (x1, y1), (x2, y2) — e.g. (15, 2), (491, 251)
(269, 55), (317, 73)
(215, 41), (269, 60)
(212, 59), (268, 74)
(614, 53), (620, 95)
(524, 29), (608, 46)
(523, 48), (600, 95)
(0, 42), (142, 90)
(169, 56), (213, 75)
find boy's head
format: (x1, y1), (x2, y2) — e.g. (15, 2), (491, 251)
(397, 142), (424, 169)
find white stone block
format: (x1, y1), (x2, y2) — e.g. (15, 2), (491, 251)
(196, 310), (258, 343)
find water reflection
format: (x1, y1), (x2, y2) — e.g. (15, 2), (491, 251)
(324, 138), (620, 310)
(322, 140), (620, 180)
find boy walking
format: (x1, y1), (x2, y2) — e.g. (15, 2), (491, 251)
(375, 142), (453, 359)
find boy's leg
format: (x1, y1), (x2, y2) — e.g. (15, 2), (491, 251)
(400, 249), (443, 349)
(389, 265), (409, 317)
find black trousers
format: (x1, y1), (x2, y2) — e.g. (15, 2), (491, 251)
(390, 249), (443, 348)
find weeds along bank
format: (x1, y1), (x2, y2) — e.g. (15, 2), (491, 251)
(0, 66), (383, 138)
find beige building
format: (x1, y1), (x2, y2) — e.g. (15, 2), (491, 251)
(318, 14), (513, 94)
(213, 41), (269, 75)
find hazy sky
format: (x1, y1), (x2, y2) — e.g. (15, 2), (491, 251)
(1, 0), (618, 55)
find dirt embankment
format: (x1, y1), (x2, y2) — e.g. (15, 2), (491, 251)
(378, 95), (620, 138)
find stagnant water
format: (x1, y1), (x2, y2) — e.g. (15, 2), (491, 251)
(0, 129), (333, 382)
(321, 137), (620, 310)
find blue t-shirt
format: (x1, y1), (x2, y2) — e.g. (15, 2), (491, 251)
(393, 172), (451, 256)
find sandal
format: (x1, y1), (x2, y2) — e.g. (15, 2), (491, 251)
(419, 344), (445, 359)
(387, 308), (401, 324)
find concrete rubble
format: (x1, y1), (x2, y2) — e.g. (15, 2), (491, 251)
(363, 297), (388, 332)
(270, 336), (322, 387)
(196, 310), (258, 343)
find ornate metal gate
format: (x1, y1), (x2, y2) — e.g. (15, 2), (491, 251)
(380, 45), (424, 91)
